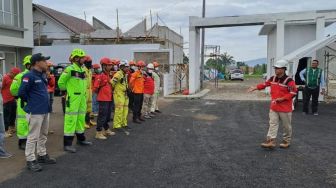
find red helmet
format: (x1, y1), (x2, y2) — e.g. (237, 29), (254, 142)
(129, 61), (136, 66)
(92, 64), (100, 69)
(83, 55), (92, 62)
(136, 60), (146, 67)
(11, 67), (21, 75)
(153, 61), (159, 67)
(100, 57), (113, 65)
(111, 59), (120, 65)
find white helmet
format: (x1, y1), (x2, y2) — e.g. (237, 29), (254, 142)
(120, 60), (129, 67)
(273, 59), (288, 68)
(147, 63), (154, 69)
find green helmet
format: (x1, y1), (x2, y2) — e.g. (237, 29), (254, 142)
(23, 55), (32, 65)
(70, 48), (86, 59)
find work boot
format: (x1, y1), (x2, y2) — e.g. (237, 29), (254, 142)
(122, 128), (130, 136)
(64, 146), (77, 153)
(77, 140), (93, 146)
(27, 160), (42, 172)
(279, 140), (290, 149)
(104, 129), (115, 136)
(18, 139), (26, 150)
(8, 126), (16, 134)
(138, 117), (145, 122)
(90, 120), (97, 127)
(261, 138), (276, 149)
(149, 112), (156, 117)
(155, 110), (162, 113)
(5, 131), (12, 138)
(124, 125), (131, 130)
(144, 114), (151, 119)
(37, 154), (56, 164)
(84, 123), (91, 129)
(95, 131), (107, 140)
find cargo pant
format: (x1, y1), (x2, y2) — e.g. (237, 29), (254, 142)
(142, 94), (153, 116)
(267, 110), (292, 142)
(150, 93), (159, 112)
(113, 92), (129, 129)
(25, 114), (49, 162)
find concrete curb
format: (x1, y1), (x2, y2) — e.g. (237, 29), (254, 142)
(164, 89), (210, 100)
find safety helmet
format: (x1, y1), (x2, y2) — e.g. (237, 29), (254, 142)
(83, 55), (92, 62)
(47, 61), (54, 67)
(120, 60), (129, 67)
(11, 67), (21, 75)
(92, 64), (101, 69)
(136, 60), (146, 67)
(111, 59), (120, 65)
(23, 55), (32, 65)
(100, 57), (113, 65)
(153, 62), (159, 67)
(70, 48), (86, 59)
(129, 61), (136, 66)
(147, 63), (154, 69)
(273, 59), (288, 68)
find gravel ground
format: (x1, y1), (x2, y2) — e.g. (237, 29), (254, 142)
(1, 97), (336, 188)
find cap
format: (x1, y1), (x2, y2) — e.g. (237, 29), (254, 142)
(31, 53), (50, 64)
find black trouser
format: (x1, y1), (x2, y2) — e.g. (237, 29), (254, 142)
(133, 93), (144, 120)
(61, 96), (66, 115)
(96, 101), (113, 131)
(49, 92), (54, 112)
(128, 92), (134, 110)
(85, 112), (90, 124)
(3, 100), (17, 131)
(303, 87), (320, 113)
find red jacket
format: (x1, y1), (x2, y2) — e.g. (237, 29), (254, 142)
(47, 74), (55, 93)
(257, 75), (297, 112)
(143, 73), (155, 95)
(92, 73), (99, 91)
(93, 71), (113, 102)
(1, 74), (15, 104)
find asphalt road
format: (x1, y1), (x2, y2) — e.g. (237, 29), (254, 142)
(1, 99), (336, 188)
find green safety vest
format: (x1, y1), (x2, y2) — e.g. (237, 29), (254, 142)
(306, 67), (322, 89)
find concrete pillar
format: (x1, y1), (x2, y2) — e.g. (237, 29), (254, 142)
(189, 26), (201, 94)
(276, 19), (285, 60)
(316, 16), (325, 40)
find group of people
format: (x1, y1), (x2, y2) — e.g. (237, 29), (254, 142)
(0, 48), (162, 172)
(249, 59), (325, 149)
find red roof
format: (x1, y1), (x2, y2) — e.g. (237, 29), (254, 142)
(33, 4), (94, 34)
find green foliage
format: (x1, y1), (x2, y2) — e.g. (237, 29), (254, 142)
(205, 52), (235, 73)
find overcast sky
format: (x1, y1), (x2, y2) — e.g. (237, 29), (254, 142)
(33, 0), (336, 61)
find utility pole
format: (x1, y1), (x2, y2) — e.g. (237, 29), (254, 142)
(150, 9), (153, 28)
(200, 0), (206, 89)
(116, 9), (120, 43)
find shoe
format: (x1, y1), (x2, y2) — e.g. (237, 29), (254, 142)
(5, 131), (12, 138)
(37, 154), (56, 164)
(27, 160), (42, 172)
(95, 131), (107, 140)
(124, 126), (132, 130)
(261, 138), (276, 149)
(0, 152), (12, 159)
(149, 113), (156, 117)
(144, 115), (151, 119)
(8, 126), (16, 134)
(133, 119), (141, 124)
(155, 110), (162, 113)
(313, 113), (319, 116)
(279, 140), (290, 149)
(90, 120), (97, 126)
(104, 129), (115, 136)
(77, 140), (93, 146)
(122, 128), (130, 136)
(84, 123), (91, 129)
(64, 146), (77, 153)
(138, 117), (145, 121)
(18, 140), (26, 150)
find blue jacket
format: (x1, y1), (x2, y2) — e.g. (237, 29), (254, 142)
(18, 69), (50, 114)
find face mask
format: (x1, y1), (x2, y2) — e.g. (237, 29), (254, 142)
(133, 66), (138, 71)
(148, 70), (153, 73)
(113, 65), (118, 71)
(155, 67), (159, 71)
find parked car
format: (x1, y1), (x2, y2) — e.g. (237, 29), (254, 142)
(230, 69), (244, 81)
(53, 63), (70, 96)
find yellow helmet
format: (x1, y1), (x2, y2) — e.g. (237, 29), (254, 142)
(70, 48), (86, 59)
(23, 55), (32, 65)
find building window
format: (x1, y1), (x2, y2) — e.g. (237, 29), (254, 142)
(0, 0), (20, 27)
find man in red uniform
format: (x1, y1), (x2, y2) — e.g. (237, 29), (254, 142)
(142, 63), (155, 119)
(91, 64), (101, 116)
(93, 57), (115, 140)
(46, 61), (55, 113)
(248, 59), (297, 149)
(1, 67), (21, 137)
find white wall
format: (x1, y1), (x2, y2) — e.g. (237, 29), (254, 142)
(33, 9), (73, 41)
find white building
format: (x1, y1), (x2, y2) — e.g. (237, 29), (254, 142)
(0, 0), (33, 74)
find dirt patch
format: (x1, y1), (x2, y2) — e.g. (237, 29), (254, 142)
(193, 113), (219, 121)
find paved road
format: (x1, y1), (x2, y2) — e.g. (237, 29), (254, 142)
(1, 99), (336, 187)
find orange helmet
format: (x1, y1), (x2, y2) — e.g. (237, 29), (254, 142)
(47, 61), (54, 67)
(129, 61), (136, 66)
(100, 57), (113, 65)
(83, 55), (92, 62)
(92, 64), (100, 69)
(136, 60), (146, 67)
(153, 62), (159, 67)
